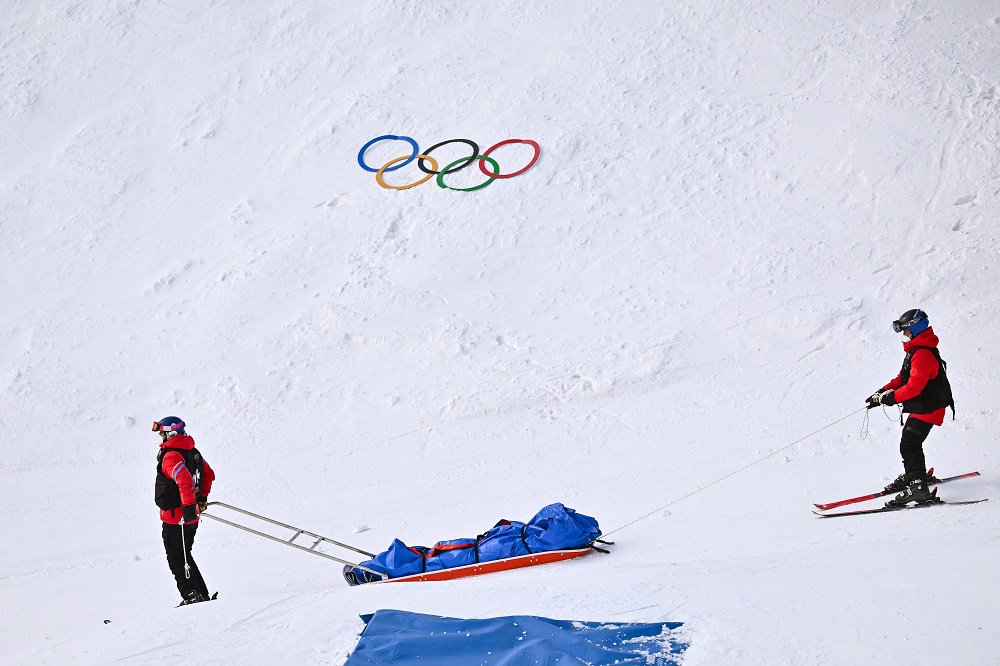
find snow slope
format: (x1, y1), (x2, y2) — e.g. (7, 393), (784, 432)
(2, 0), (999, 663)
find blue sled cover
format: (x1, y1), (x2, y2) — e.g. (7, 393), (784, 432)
(344, 503), (601, 585)
(344, 610), (687, 666)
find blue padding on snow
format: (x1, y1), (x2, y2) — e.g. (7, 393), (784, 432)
(345, 610), (687, 666)
(347, 503), (602, 583)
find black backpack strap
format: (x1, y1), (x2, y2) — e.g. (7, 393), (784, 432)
(157, 447), (186, 471)
(924, 347), (956, 419)
(910, 346), (956, 419)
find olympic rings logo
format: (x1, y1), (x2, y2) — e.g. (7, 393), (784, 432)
(357, 135), (540, 191)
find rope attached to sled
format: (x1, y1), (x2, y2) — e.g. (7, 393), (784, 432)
(603, 407), (867, 538)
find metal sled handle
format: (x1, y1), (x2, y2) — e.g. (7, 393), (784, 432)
(203, 502), (376, 556)
(200, 501), (386, 579)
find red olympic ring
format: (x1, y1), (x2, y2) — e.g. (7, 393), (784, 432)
(359, 136), (539, 189)
(479, 139), (540, 179)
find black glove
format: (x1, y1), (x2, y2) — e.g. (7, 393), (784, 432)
(181, 504), (197, 523)
(880, 390), (896, 406)
(197, 496), (208, 512)
(865, 391), (882, 408)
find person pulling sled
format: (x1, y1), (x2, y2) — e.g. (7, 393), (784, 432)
(866, 309), (955, 508)
(153, 416), (216, 605)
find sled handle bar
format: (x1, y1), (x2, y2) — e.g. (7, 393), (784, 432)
(201, 501), (386, 579)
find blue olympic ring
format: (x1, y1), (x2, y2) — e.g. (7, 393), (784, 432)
(357, 135), (420, 172)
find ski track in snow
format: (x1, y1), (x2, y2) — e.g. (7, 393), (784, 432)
(2, 0), (1000, 664)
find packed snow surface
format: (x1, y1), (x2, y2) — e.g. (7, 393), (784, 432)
(2, 0), (999, 663)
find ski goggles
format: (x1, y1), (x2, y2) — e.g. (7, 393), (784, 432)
(152, 420), (185, 433)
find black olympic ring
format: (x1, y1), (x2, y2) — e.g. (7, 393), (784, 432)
(357, 136), (540, 191)
(417, 139), (480, 175)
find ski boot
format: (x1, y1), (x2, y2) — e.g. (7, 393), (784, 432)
(885, 478), (939, 508)
(883, 473), (908, 493)
(885, 468), (939, 492)
(179, 589), (206, 606)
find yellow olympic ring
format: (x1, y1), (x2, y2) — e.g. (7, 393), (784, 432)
(376, 154), (439, 190)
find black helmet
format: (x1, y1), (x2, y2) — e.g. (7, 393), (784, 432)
(152, 416), (186, 440)
(892, 309), (929, 335)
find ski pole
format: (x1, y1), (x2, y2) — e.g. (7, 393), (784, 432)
(180, 519), (191, 580)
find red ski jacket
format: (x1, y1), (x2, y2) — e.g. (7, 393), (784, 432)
(881, 327), (947, 426)
(159, 434), (215, 525)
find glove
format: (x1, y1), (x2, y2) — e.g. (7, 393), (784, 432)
(181, 504), (197, 524)
(879, 390), (896, 406)
(866, 391), (883, 408)
(197, 496), (208, 512)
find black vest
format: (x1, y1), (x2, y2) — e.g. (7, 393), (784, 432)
(155, 447), (204, 510)
(899, 346), (955, 417)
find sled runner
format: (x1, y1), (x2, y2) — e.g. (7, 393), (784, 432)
(381, 548), (593, 583)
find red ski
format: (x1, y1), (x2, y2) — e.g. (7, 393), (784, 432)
(814, 470), (980, 511)
(813, 498), (987, 518)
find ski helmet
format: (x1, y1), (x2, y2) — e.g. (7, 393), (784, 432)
(153, 416), (186, 440)
(892, 309), (929, 336)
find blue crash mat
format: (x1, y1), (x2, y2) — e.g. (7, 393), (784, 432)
(345, 609), (687, 666)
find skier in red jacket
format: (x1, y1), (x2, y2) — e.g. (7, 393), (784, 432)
(866, 310), (954, 508)
(154, 416), (216, 605)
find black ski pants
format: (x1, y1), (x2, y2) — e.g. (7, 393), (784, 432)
(162, 521), (209, 601)
(900, 416), (934, 481)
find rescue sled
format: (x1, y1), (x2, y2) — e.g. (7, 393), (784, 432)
(342, 503), (606, 586)
(200, 501), (607, 586)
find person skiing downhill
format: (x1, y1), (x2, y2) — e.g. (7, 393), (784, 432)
(153, 416), (216, 605)
(866, 309), (954, 508)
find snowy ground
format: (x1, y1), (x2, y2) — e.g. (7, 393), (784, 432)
(2, 0), (999, 663)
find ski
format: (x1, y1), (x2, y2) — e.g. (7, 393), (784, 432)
(813, 470), (980, 511)
(813, 498), (987, 518)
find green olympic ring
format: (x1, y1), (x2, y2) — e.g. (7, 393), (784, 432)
(436, 156), (499, 192)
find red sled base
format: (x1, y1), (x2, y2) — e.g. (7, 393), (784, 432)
(375, 548), (592, 584)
